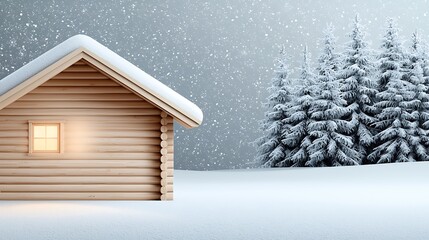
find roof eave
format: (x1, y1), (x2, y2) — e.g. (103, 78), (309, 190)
(0, 47), (203, 128)
(79, 48), (203, 128)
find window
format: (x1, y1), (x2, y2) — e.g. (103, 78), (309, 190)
(29, 122), (63, 154)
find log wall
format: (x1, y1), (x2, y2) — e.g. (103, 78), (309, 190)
(0, 60), (173, 200)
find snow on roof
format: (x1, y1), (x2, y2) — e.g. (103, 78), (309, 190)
(0, 34), (203, 126)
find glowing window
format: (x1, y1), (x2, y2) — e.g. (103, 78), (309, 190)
(30, 123), (61, 153)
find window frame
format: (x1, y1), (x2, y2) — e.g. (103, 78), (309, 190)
(28, 121), (65, 155)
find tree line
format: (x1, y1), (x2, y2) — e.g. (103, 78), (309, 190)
(256, 16), (429, 167)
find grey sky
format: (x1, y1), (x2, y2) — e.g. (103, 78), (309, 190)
(1, 0), (429, 170)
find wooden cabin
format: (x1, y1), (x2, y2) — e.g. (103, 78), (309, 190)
(0, 35), (203, 200)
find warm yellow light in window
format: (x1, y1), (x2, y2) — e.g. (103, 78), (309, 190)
(34, 126), (46, 138)
(32, 124), (59, 152)
(46, 139), (58, 151)
(33, 139), (46, 150)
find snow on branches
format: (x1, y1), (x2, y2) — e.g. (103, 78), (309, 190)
(256, 46), (293, 167)
(257, 17), (429, 167)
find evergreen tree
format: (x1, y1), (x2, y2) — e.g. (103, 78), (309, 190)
(256, 46), (293, 167)
(307, 25), (360, 167)
(339, 15), (378, 164)
(420, 40), (429, 79)
(279, 46), (315, 167)
(368, 19), (415, 163)
(401, 31), (429, 161)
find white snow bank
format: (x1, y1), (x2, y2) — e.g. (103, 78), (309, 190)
(0, 35), (203, 125)
(1, 162), (429, 240)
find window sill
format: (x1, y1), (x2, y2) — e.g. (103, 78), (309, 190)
(27, 153), (63, 157)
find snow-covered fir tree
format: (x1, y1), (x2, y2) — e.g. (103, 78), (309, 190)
(419, 39), (429, 80)
(255, 46), (293, 167)
(368, 19), (416, 163)
(400, 31), (429, 161)
(339, 15), (378, 164)
(256, 16), (429, 167)
(278, 46), (315, 167)
(376, 19), (405, 93)
(307, 25), (360, 166)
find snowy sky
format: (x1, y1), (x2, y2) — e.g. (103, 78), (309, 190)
(1, 0), (429, 170)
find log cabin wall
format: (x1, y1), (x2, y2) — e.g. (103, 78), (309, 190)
(160, 113), (174, 200)
(0, 60), (174, 200)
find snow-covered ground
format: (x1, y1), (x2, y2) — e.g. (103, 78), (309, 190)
(1, 162), (428, 240)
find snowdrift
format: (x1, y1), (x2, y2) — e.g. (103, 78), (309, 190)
(0, 162), (428, 240)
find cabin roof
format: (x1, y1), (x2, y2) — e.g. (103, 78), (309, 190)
(0, 35), (203, 128)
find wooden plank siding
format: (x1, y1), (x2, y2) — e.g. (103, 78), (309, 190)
(0, 61), (173, 200)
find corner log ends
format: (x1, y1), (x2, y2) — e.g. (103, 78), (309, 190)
(160, 111), (173, 200)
